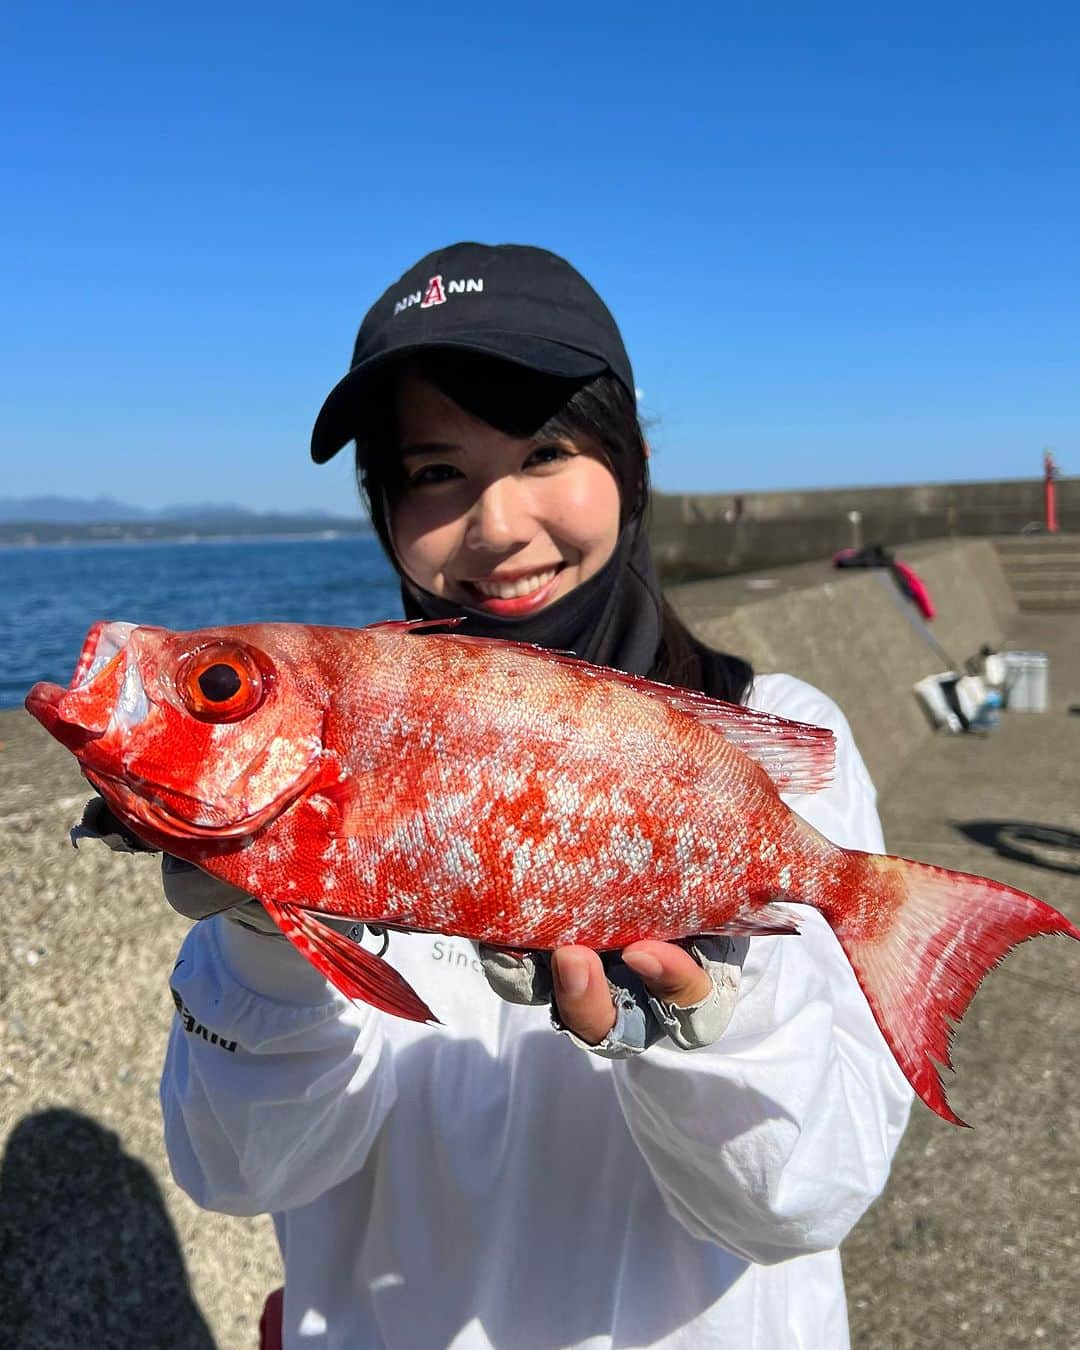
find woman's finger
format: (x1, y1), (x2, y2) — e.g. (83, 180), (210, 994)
(551, 946), (617, 1045)
(620, 940), (714, 1008)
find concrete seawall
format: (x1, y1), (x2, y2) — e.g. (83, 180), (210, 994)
(668, 536), (1016, 790)
(651, 475), (1078, 579)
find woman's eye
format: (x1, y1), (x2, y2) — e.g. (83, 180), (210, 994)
(526, 444), (573, 469)
(408, 463), (461, 487)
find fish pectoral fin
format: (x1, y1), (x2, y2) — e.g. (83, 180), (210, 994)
(260, 897), (438, 1023)
(306, 766), (400, 842)
(703, 903), (802, 937)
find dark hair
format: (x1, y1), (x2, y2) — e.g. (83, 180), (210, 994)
(353, 351), (752, 703)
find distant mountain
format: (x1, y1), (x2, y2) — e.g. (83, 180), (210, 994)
(0, 495), (355, 525)
(0, 495), (372, 545)
(154, 502), (347, 524)
(0, 495), (152, 523)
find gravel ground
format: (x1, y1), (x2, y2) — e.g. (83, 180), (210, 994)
(1, 612), (1077, 1349)
(843, 611), (1080, 1349)
(0, 714), (281, 1350)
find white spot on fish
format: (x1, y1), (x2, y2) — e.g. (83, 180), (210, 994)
(510, 839), (534, 889)
(443, 836), (483, 887)
(608, 822), (653, 872)
(674, 823), (696, 869)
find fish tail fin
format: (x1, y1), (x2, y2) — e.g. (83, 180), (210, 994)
(824, 852), (1080, 1126)
(260, 897), (438, 1023)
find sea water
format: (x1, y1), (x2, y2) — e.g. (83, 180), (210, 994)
(0, 535), (402, 710)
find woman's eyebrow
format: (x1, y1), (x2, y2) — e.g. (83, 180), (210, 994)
(399, 442), (462, 461)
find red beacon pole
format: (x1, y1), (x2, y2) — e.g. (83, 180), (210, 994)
(1044, 449), (1059, 534)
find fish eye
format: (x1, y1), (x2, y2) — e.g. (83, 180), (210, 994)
(176, 643), (273, 722)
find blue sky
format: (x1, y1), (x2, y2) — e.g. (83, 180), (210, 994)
(3, 2), (1077, 513)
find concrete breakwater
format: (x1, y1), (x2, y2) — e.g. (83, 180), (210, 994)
(651, 474), (1078, 580)
(1, 538), (1077, 1347)
(668, 536), (1015, 791)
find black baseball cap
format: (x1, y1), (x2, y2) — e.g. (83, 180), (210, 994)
(310, 242), (635, 464)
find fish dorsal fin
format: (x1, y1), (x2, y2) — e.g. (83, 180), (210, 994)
(422, 631), (835, 795)
(366, 617), (466, 634)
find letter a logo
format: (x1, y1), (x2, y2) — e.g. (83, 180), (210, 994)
(420, 274), (446, 308)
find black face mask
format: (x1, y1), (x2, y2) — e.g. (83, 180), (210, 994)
(397, 516), (664, 678)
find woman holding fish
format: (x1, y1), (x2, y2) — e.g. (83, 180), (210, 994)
(30, 242), (1075, 1344)
(149, 243), (911, 1348)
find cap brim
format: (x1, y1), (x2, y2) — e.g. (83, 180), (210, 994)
(309, 334), (608, 463)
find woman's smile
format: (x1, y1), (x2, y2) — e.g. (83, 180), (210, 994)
(463, 564), (565, 614)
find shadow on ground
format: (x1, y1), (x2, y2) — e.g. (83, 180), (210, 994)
(0, 1108), (215, 1350)
(952, 819), (1080, 875)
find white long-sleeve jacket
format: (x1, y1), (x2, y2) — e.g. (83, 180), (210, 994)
(160, 674), (913, 1349)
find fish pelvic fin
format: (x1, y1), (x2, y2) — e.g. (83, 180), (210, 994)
(823, 852), (1080, 1127)
(259, 897), (438, 1024)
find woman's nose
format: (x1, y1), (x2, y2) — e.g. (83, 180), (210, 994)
(465, 477), (533, 553)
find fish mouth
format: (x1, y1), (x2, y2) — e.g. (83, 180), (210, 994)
(25, 620), (152, 749)
(71, 620), (140, 689)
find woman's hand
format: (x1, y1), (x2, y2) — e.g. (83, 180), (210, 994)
(479, 938), (744, 1055)
(551, 942), (715, 1046)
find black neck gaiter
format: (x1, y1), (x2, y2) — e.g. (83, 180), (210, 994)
(398, 516), (664, 678)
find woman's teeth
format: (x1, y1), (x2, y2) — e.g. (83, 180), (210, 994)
(470, 568), (558, 600)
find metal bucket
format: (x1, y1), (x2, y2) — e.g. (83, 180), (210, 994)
(1003, 651), (1049, 712)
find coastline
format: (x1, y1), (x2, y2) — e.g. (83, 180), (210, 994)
(0, 526), (372, 550)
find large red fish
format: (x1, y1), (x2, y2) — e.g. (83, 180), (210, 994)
(26, 617), (1079, 1125)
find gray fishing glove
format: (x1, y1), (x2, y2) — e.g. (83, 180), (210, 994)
(71, 795), (156, 855)
(71, 795), (282, 934)
(478, 937), (746, 1058)
(160, 853), (280, 932)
